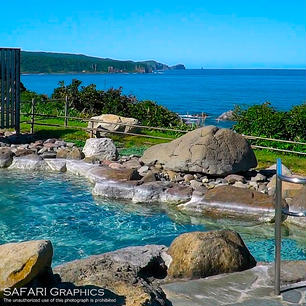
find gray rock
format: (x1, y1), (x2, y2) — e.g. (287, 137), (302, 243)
(233, 181), (248, 189)
(190, 180), (203, 189)
(160, 185), (193, 204)
(266, 163), (292, 176)
(82, 138), (118, 161)
(251, 173), (267, 182)
(184, 174), (194, 183)
(44, 138), (57, 144)
(66, 147), (84, 160)
(54, 245), (169, 306)
(132, 181), (170, 203)
(217, 110), (234, 121)
(122, 158), (142, 169)
(92, 180), (137, 200)
(40, 151), (57, 159)
(37, 147), (47, 154)
(0, 148), (13, 168)
(216, 178), (227, 184)
(138, 165), (149, 174)
(93, 179), (191, 205)
(8, 155), (49, 171)
(140, 126), (257, 176)
(225, 174), (246, 184)
(140, 171), (157, 183)
(54, 140), (66, 147)
(45, 159), (67, 172)
(14, 148), (34, 157)
(66, 160), (98, 178)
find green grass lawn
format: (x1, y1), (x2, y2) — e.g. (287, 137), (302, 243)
(254, 149), (306, 175)
(20, 116), (306, 175)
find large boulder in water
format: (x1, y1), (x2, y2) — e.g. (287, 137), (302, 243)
(167, 230), (256, 279)
(140, 126), (257, 175)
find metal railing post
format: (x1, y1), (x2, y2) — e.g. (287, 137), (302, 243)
(274, 158), (282, 295)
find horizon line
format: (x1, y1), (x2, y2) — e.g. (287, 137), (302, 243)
(20, 49), (306, 70)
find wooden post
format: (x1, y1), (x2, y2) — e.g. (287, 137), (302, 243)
(64, 95), (68, 127)
(31, 98), (35, 134)
(90, 120), (94, 138)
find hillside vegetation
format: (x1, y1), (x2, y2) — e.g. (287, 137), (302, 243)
(21, 51), (185, 74)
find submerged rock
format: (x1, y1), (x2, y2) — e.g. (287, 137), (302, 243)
(0, 240), (53, 294)
(167, 230), (256, 279)
(93, 180), (193, 205)
(82, 138), (118, 161)
(141, 126), (257, 176)
(179, 185), (287, 222)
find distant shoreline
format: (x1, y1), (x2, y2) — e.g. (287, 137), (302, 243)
(21, 68), (306, 75)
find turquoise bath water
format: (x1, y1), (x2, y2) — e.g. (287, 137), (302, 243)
(0, 170), (305, 266)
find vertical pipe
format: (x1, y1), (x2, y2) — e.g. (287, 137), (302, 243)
(274, 158), (282, 295)
(64, 95), (68, 127)
(31, 98), (35, 134)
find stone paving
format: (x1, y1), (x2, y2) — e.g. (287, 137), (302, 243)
(162, 261), (306, 306)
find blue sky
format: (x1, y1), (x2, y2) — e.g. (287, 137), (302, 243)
(1, 0), (305, 68)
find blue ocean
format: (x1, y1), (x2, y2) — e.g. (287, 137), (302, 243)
(21, 69), (306, 122)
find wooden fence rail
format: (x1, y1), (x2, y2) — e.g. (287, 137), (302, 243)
(19, 97), (306, 156)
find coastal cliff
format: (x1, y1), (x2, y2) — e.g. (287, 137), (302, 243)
(21, 51), (185, 74)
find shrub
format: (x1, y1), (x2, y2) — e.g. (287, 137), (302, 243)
(51, 79), (187, 129)
(285, 104), (306, 141)
(233, 102), (287, 139)
(233, 102), (306, 153)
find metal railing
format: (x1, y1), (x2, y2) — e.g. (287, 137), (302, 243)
(274, 158), (306, 295)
